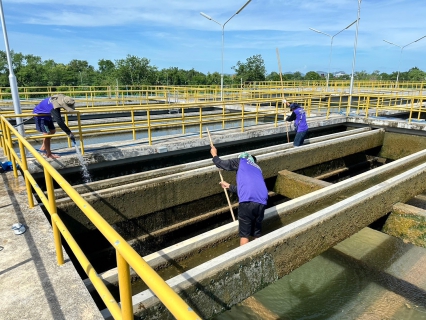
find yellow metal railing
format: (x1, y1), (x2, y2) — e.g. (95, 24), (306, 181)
(2, 98), (290, 155)
(0, 116), (201, 320)
(0, 82), (425, 111)
(2, 91), (424, 159)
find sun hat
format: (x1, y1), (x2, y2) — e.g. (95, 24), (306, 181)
(51, 94), (75, 112)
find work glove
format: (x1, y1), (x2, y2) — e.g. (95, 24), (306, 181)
(282, 99), (287, 104)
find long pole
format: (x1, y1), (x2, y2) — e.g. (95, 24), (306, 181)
(0, 0), (23, 135)
(348, 0), (362, 114)
(220, 26), (224, 101)
(206, 128), (236, 221)
(276, 48), (289, 143)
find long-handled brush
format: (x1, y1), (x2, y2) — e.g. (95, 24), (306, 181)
(276, 48), (290, 143)
(206, 128), (236, 221)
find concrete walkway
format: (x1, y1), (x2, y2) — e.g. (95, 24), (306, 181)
(0, 161), (103, 320)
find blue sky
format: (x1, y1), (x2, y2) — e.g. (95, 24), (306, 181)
(2, 0), (426, 75)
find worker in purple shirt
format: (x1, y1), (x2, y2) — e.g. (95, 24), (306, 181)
(210, 146), (268, 246)
(283, 100), (309, 146)
(33, 94), (76, 159)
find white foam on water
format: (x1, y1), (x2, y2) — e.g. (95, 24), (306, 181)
(74, 144), (92, 183)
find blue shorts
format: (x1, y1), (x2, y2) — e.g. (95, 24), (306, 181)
(35, 117), (55, 133)
(238, 202), (266, 238)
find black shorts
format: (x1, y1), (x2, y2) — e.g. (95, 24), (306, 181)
(35, 117), (55, 133)
(238, 202), (266, 238)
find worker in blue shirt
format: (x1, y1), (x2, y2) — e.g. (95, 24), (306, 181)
(210, 146), (268, 246)
(283, 100), (309, 147)
(33, 94), (76, 158)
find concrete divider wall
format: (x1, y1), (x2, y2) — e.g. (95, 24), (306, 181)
(92, 147), (426, 291)
(56, 129), (385, 234)
(27, 116), (345, 174)
(53, 127), (371, 199)
(273, 170), (332, 198)
(128, 161), (426, 319)
(383, 202), (426, 247)
(379, 131), (426, 160)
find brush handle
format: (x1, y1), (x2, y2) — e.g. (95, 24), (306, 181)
(207, 127), (236, 221)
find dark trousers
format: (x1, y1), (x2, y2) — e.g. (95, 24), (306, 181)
(294, 130), (308, 147)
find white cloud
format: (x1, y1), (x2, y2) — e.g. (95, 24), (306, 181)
(0, 0), (425, 74)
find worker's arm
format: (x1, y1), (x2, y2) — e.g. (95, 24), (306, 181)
(212, 156), (239, 171)
(50, 108), (72, 135)
(219, 180), (238, 194)
(285, 112), (296, 122)
(211, 146), (239, 171)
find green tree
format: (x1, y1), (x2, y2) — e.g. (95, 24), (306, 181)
(292, 72), (304, 80)
(370, 70), (380, 81)
(266, 71), (281, 81)
(97, 59), (117, 85)
(206, 72), (221, 85)
(379, 72), (390, 81)
(338, 74), (351, 80)
(232, 54), (266, 82)
(186, 68), (207, 85)
(354, 70), (370, 80)
(66, 59), (95, 86)
(115, 55), (157, 85)
(42, 60), (69, 87)
(407, 67), (426, 81)
(304, 71), (322, 80)
(21, 54), (46, 86)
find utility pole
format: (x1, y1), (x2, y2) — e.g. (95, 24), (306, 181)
(0, 1), (23, 135)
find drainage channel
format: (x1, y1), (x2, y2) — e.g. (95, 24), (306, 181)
(73, 131), (426, 316)
(129, 159), (426, 319)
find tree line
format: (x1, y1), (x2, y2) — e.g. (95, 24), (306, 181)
(0, 50), (425, 88)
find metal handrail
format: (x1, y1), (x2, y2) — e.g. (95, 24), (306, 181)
(2, 92), (425, 157)
(0, 116), (201, 320)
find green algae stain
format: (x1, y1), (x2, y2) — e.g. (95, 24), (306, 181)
(383, 212), (426, 248)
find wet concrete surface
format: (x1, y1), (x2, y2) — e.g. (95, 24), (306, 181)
(0, 164), (103, 319)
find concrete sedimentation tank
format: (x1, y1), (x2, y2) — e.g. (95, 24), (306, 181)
(28, 115), (426, 319)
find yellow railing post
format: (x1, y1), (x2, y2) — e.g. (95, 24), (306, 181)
(408, 97), (414, 123)
(44, 170), (64, 265)
(181, 107), (185, 134)
(274, 101), (278, 128)
(222, 102), (225, 129)
(418, 98), (424, 120)
(131, 108), (136, 140)
(18, 140), (35, 208)
(199, 107), (203, 139)
(365, 96), (370, 119)
(326, 95), (331, 119)
(1, 119), (9, 159)
(147, 109), (152, 145)
(255, 102), (259, 126)
(375, 96), (380, 117)
(117, 251), (133, 320)
(4, 120), (12, 160)
(241, 103), (245, 132)
(0, 118), (4, 149)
